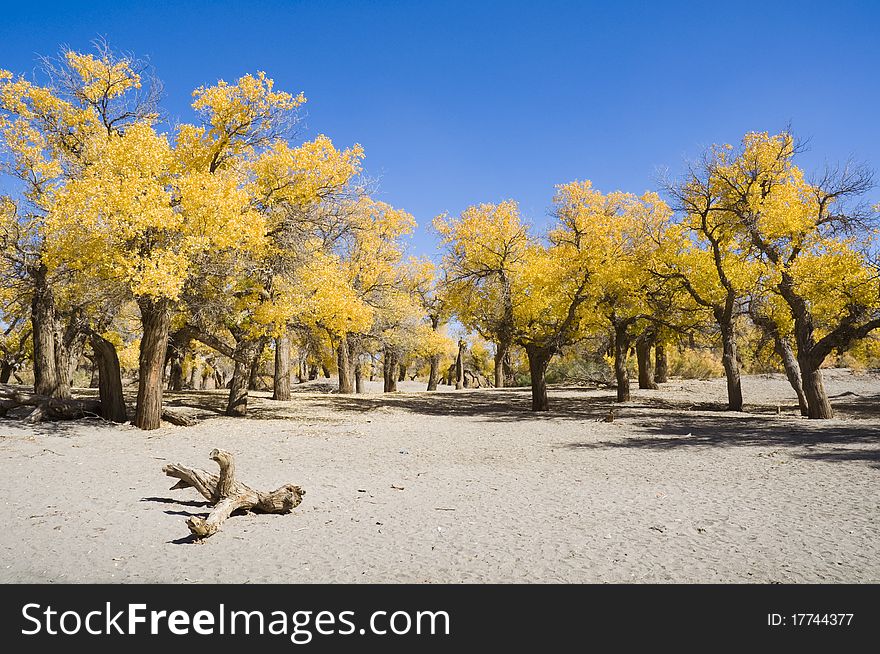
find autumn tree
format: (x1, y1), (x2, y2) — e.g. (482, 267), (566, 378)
(0, 43), (160, 399)
(181, 132), (364, 415)
(554, 181), (672, 402)
(708, 131), (879, 418)
(435, 200), (529, 388)
(288, 197), (415, 394)
(411, 260), (452, 390)
(656, 160), (765, 410)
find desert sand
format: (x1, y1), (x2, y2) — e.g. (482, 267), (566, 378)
(1, 369), (878, 583)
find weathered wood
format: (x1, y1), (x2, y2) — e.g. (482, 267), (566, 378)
(337, 333), (354, 394)
(163, 449), (304, 538)
(31, 263), (62, 398)
(0, 387), (101, 422)
(654, 342), (668, 383)
(135, 297), (172, 430)
(272, 335), (291, 400)
(525, 344), (551, 411)
(161, 408), (198, 427)
(89, 331), (127, 423)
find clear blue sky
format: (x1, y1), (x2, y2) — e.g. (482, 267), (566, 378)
(2, 0), (878, 257)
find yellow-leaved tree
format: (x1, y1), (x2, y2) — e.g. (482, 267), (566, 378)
(44, 69), (300, 428)
(0, 43), (161, 402)
(439, 199), (595, 410)
(552, 181), (672, 402)
(658, 157), (765, 410)
(708, 131), (879, 418)
(435, 200), (530, 388)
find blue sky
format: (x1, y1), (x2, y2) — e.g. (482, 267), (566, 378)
(1, 0), (878, 257)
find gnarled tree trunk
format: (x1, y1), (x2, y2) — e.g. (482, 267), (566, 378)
(54, 323), (84, 399)
(135, 297), (171, 430)
(226, 338), (259, 416)
(165, 329), (190, 392)
(613, 319), (633, 402)
(427, 353), (441, 391)
(187, 358), (201, 390)
(525, 344), (552, 411)
(454, 339), (466, 390)
(654, 341), (668, 384)
(635, 330), (658, 390)
(799, 357), (832, 419)
(719, 321), (743, 411)
(777, 337), (808, 416)
(336, 333), (354, 394)
(355, 361), (365, 393)
(751, 310), (808, 416)
(272, 335), (291, 401)
(89, 331), (127, 423)
(384, 347), (400, 393)
(31, 264), (61, 398)
(494, 339), (510, 389)
(247, 340), (266, 391)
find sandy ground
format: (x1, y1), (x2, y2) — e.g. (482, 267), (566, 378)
(1, 369), (878, 583)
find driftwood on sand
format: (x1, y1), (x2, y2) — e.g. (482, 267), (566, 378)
(0, 387), (100, 423)
(0, 386), (196, 426)
(162, 448), (304, 538)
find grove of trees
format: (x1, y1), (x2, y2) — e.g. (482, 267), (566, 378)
(2, 43), (877, 427)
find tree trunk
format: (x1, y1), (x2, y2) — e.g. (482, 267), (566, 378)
(321, 364), (330, 379)
(31, 264), (61, 398)
(635, 332), (658, 390)
(613, 322), (631, 403)
(187, 358), (201, 390)
(164, 330), (189, 392)
(525, 344), (551, 411)
(753, 309), (809, 417)
(654, 342), (668, 384)
(720, 322), (744, 411)
(455, 339), (466, 390)
(383, 347), (400, 393)
(775, 337), (808, 416)
(397, 361), (406, 382)
(54, 328), (83, 399)
(89, 332), (127, 423)
(0, 363), (11, 384)
(427, 353), (441, 391)
(799, 357), (833, 419)
(337, 334), (353, 394)
(135, 298), (171, 430)
(503, 352), (514, 387)
(226, 340), (259, 416)
(272, 335), (291, 401)
(355, 361), (365, 393)
(167, 357), (184, 391)
(494, 340), (510, 389)
(247, 341), (266, 391)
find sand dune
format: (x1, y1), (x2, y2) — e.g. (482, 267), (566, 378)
(1, 369), (878, 583)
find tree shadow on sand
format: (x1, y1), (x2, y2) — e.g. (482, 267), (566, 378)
(306, 387), (620, 422)
(561, 403), (880, 469)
